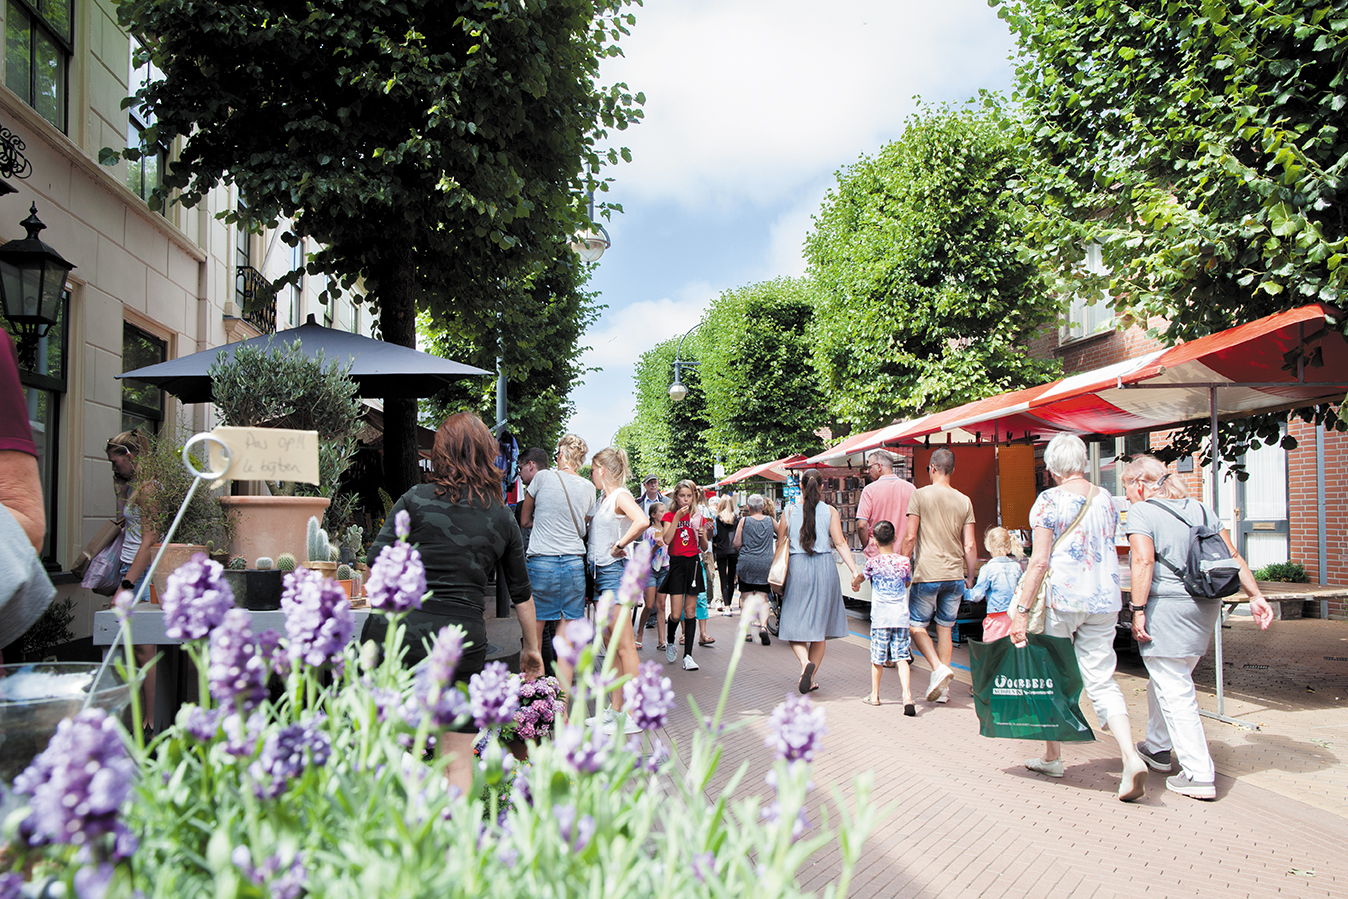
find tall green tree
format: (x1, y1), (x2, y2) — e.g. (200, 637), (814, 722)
(629, 338), (715, 486)
(697, 278), (827, 467)
(107, 0), (642, 497)
(994, 0), (1348, 458)
(418, 256), (601, 452)
(805, 99), (1060, 431)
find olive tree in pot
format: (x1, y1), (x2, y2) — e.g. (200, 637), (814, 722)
(209, 341), (363, 564)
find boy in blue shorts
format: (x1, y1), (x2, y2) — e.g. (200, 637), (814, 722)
(851, 520), (915, 716)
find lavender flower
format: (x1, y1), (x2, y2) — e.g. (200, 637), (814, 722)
(73, 863), (113, 899)
(180, 705), (223, 742)
(365, 541), (426, 613)
(280, 567), (354, 671)
(426, 625), (465, 687)
(555, 724), (609, 774)
(209, 608), (268, 712)
(617, 541), (652, 607)
(394, 509), (411, 539)
(468, 662), (520, 729)
(248, 718), (331, 799)
(233, 847), (307, 899)
(765, 693), (827, 763)
(553, 803), (596, 853)
(625, 735), (669, 773)
(111, 589), (136, 620)
(552, 618), (594, 668)
(760, 802), (812, 842)
(13, 709), (136, 855)
(511, 766), (533, 808)
(255, 628), (284, 675)
(622, 660), (676, 732)
(0, 873), (22, 899)
(161, 553), (234, 640)
(222, 711), (266, 758)
(692, 851), (716, 884)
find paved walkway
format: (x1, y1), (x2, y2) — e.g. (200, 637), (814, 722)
(642, 608), (1348, 898)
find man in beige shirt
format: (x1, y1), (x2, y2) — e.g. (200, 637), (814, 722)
(900, 447), (977, 704)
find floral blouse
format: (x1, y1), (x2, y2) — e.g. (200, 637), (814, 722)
(1027, 486), (1121, 614)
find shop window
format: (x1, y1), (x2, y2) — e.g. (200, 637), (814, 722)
(1, 289), (67, 566)
(289, 240), (303, 327)
(121, 323), (165, 434)
(4, 0), (71, 132)
(1062, 244), (1113, 343)
(125, 38), (165, 211)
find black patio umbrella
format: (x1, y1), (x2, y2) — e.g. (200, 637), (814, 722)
(116, 315), (491, 402)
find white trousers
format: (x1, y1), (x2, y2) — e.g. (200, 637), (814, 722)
(1142, 654), (1214, 783)
(1044, 609), (1130, 724)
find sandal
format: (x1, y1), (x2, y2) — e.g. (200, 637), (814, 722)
(798, 662), (816, 695)
(861, 696), (881, 706)
(699, 637), (715, 646)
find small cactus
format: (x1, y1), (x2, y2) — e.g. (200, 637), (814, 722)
(255, 556), (274, 571)
(343, 525), (364, 555)
(329, 545), (340, 562)
(336, 564), (353, 581)
(228, 557), (247, 570)
(276, 553), (297, 573)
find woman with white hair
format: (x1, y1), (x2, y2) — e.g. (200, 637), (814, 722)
(1122, 454), (1273, 800)
(1009, 433), (1149, 802)
(734, 493), (776, 645)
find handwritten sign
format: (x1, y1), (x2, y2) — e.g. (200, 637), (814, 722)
(209, 427), (320, 485)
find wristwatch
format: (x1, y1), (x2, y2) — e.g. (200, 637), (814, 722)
(1129, 603), (1147, 612)
(1015, 605), (1029, 615)
(121, 579), (135, 591)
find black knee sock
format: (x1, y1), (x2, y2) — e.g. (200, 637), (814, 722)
(684, 617), (696, 658)
(667, 615), (679, 645)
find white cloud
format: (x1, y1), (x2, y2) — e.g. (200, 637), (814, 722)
(600, 0), (1016, 210)
(762, 179), (833, 279)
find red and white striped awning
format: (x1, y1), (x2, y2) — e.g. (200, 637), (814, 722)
(851, 304), (1347, 447)
(715, 453), (802, 486)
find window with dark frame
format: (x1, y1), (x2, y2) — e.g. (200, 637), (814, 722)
(4, 0), (71, 132)
(121, 323), (165, 435)
(289, 239), (303, 327)
(125, 37), (165, 211)
(1, 289), (67, 567)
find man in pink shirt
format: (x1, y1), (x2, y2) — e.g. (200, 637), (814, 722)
(856, 450), (915, 559)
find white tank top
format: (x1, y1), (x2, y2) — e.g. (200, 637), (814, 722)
(588, 488), (633, 568)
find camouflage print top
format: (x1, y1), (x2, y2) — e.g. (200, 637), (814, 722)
(369, 484), (532, 627)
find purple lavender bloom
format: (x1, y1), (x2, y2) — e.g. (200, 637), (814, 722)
(269, 856), (307, 899)
(248, 718), (331, 799)
(468, 662), (519, 729)
(551, 618), (594, 668)
(255, 628), (285, 675)
(511, 766), (533, 808)
(553, 803), (596, 853)
(0, 873), (22, 899)
(765, 693), (827, 763)
(624, 735), (669, 773)
(181, 705), (223, 742)
(73, 863), (113, 899)
(555, 724), (609, 774)
(280, 567), (354, 671)
(111, 589), (136, 620)
(394, 509), (411, 539)
(222, 711), (265, 758)
(623, 660), (676, 732)
(209, 608), (268, 712)
(162, 553), (234, 641)
(426, 625), (465, 686)
(617, 541), (652, 607)
(234, 848), (307, 899)
(692, 851), (716, 884)
(13, 709), (136, 853)
(365, 540), (426, 613)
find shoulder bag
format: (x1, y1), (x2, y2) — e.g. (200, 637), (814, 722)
(1013, 486), (1096, 635)
(767, 508), (792, 593)
(71, 516), (124, 578)
(555, 472), (597, 599)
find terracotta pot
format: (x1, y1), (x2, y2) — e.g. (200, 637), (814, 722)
(303, 560), (338, 576)
(220, 496), (331, 569)
(147, 543), (210, 600)
(336, 579), (353, 601)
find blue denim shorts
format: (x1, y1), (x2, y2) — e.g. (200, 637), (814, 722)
(592, 558), (626, 598)
(909, 580), (964, 628)
(526, 555), (586, 621)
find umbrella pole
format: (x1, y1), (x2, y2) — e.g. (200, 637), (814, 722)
(1199, 386), (1257, 731)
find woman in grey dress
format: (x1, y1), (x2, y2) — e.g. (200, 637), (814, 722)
(1122, 455), (1274, 800)
(734, 493), (776, 646)
(775, 470), (861, 694)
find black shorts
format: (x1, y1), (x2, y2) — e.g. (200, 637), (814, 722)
(660, 554), (700, 596)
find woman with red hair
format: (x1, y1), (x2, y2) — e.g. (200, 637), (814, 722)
(361, 412), (543, 789)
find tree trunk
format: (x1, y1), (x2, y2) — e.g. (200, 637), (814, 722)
(380, 248), (420, 501)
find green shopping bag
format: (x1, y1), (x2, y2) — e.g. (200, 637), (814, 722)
(968, 633), (1096, 742)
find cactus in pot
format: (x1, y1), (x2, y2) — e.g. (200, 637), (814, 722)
(336, 564), (353, 581)
(276, 553), (297, 573)
(255, 556), (274, 571)
(228, 557), (247, 570)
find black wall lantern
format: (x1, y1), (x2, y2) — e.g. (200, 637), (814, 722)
(0, 204), (75, 369)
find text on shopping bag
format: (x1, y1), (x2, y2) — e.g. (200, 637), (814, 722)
(208, 427), (320, 484)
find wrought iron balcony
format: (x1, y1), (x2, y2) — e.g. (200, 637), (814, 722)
(235, 265), (275, 334)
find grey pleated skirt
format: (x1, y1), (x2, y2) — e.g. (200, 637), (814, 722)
(777, 551), (849, 642)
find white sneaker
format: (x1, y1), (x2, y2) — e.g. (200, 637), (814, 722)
(619, 711), (641, 735)
(926, 665), (955, 701)
(666, 642), (678, 664)
(682, 655), (699, 671)
(1025, 757), (1064, 778)
(934, 685), (950, 703)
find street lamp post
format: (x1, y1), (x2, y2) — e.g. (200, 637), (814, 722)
(668, 323), (700, 402)
(0, 204), (75, 370)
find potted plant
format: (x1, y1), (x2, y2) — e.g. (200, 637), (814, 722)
(220, 555), (286, 611)
(133, 428), (235, 600)
(210, 341), (363, 564)
(303, 516), (339, 578)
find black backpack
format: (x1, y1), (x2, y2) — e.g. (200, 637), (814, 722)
(1147, 500), (1242, 599)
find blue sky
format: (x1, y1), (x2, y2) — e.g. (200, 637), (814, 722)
(565, 0), (1020, 456)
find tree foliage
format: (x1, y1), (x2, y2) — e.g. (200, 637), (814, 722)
(804, 99), (1061, 432)
(995, 0), (1348, 342)
(628, 338), (714, 486)
(107, 0), (642, 497)
(697, 278), (827, 467)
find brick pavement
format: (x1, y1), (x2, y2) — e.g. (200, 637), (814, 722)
(645, 610), (1348, 898)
